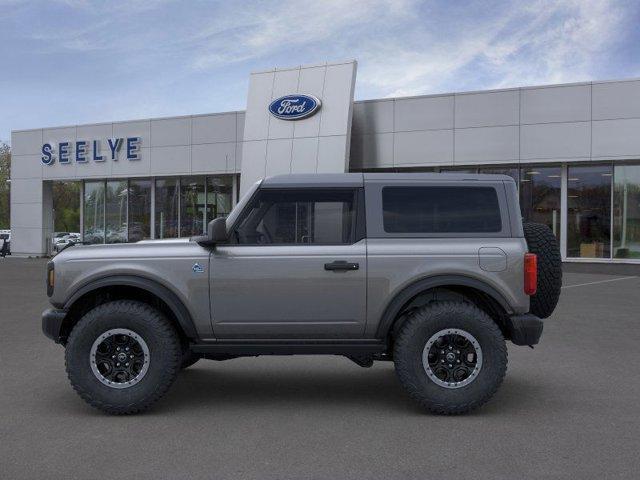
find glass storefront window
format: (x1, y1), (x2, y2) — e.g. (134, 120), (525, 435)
(128, 179), (152, 242)
(520, 166), (561, 240)
(83, 181), (105, 244)
(613, 165), (640, 259)
(206, 176), (234, 222)
(105, 180), (128, 243)
(155, 178), (179, 239)
(567, 165), (612, 258)
(180, 176), (206, 237)
(52, 181), (80, 234)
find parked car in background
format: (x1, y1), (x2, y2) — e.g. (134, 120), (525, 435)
(52, 232), (70, 248)
(53, 233), (81, 253)
(0, 229), (10, 257)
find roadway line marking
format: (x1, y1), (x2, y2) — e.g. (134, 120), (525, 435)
(561, 276), (637, 289)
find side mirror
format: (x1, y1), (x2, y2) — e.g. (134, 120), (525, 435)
(195, 217), (228, 247)
(208, 217), (228, 243)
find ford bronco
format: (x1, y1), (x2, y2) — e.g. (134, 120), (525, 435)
(42, 173), (561, 414)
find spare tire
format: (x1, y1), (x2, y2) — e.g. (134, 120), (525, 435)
(523, 222), (562, 318)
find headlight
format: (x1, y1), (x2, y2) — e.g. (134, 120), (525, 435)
(46, 262), (55, 297)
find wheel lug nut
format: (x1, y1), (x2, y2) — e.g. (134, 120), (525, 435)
(130, 355), (134, 358)
(457, 360), (460, 363)
(125, 363), (129, 367)
(449, 364), (452, 367)
(112, 355), (115, 359)
(116, 347), (120, 351)
(116, 363), (120, 366)
(126, 347), (129, 351)
(449, 346), (452, 350)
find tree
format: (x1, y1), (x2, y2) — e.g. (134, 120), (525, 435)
(0, 142), (10, 229)
(52, 181), (80, 232)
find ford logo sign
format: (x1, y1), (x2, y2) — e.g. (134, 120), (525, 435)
(268, 94), (321, 120)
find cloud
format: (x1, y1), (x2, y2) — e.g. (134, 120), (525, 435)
(355, 0), (629, 98)
(1, 0), (637, 142)
(183, 0), (633, 98)
(189, 0), (415, 70)
(12, 0), (633, 94)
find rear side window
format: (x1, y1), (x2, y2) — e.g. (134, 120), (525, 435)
(382, 186), (502, 233)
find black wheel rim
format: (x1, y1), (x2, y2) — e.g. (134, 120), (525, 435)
(422, 328), (482, 389)
(90, 329), (150, 389)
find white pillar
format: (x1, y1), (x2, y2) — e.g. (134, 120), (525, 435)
(560, 164), (568, 260)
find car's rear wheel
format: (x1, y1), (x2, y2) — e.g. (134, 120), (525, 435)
(394, 301), (507, 414)
(65, 300), (181, 414)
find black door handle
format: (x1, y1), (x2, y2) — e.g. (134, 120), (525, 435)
(324, 260), (359, 271)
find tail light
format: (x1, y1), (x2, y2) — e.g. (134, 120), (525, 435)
(524, 253), (537, 295)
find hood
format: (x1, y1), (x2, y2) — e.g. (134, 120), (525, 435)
(53, 238), (203, 262)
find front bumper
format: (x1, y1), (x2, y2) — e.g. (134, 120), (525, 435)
(42, 308), (67, 344)
(506, 313), (543, 346)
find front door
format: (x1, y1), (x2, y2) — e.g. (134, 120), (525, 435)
(210, 188), (366, 338)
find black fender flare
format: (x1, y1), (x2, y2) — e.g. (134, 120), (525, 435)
(63, 275), (198, 339)
(375, 275), (514, 338)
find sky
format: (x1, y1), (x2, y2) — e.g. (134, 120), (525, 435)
(1, 0), (639, 144)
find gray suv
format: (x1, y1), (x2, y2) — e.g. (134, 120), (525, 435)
(42, 173), (562, 415)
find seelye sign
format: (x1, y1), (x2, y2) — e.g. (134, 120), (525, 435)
(41, 137), (141, 165)
(268, 94), (321, 120)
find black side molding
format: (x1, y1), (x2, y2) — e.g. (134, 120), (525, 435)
(375, 275), (514, 338)
(191, 340), (387, 356)
(62, 275), (198, 339)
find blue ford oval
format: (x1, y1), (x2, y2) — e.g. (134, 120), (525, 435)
(268, 94), (321, 120)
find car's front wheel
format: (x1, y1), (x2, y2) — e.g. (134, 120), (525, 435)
(394, 301), (507, 415)
(65, 300), (181, 414)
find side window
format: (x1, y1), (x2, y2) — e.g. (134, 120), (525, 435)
(382, 186), (502, 233)
(233, 189), (357, 245)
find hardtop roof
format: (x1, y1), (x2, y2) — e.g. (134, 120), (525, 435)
(261, 172), (516, 188)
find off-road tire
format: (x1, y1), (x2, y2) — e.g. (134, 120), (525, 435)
(65, 300), (181, 415)
(523, 222), (562, 319)
(394, 301), (507, 415)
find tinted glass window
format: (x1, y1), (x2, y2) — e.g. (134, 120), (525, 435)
(613, 164), (640, 259)
(52, 181), (80, 234)
(382, 186), (502, 233)
(520, 166), (561, 241)
(155, 178), (179, 239)
(234, 189), (356, 245)
(179, 176), (206, 237)
(206, 176), (234, 222)
(105, 180), (128, 244)
(128, 179), (152, 242)
(83, 181), (105, 244)
(567, 164), (612, 258)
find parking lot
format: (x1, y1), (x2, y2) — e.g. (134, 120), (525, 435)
(1, 257), (639, 479)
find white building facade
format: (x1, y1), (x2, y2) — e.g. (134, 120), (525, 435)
(10, 60), (640, 264)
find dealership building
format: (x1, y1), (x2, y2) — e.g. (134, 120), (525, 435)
(10, 59), (640, 263)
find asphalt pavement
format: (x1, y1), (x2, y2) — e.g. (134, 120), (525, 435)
(1, 257), (639, 479)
